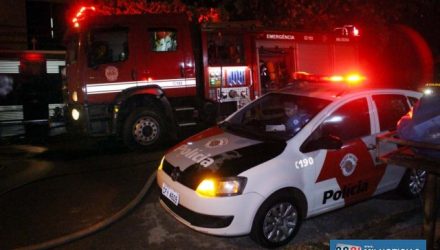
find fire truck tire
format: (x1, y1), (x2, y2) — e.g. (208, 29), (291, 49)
(123, 107), (167, 150)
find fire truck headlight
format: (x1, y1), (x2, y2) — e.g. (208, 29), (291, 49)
(71, 108), (80, 121)
(72, 91), (78, 102)
(196, 177), (247, 197)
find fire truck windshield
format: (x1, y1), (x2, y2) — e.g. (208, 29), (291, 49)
(87, 28), (129, 67)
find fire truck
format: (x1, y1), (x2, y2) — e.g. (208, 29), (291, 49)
(64, 7), (361, 149)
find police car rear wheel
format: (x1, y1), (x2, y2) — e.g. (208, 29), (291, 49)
(399, 169), (427, 198)
(251, 192), (302, 248)
(123, 107), (165, 150)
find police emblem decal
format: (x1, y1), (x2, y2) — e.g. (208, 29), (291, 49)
(205, 138), (229, 148)
(340, 153), (358, 176)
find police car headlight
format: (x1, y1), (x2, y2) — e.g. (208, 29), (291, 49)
(158, 156), (165, 170)
(71, 108), (80, 121)
(196, 177), (247, 197)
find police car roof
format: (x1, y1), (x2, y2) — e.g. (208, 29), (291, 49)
(277, 81), (420, 101)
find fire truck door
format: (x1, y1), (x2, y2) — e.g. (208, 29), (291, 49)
(83, 26), (137, 102)
(136, 26), (193, 97)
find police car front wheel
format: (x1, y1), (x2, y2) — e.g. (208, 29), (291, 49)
(251, 191), (303, 248)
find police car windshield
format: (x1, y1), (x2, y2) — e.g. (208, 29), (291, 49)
(225, 93), (331, 140)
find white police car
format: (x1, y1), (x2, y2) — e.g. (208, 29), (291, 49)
(157, 80), (426, 248)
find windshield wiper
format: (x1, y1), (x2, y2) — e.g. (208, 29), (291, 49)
(220, 121), (285, 142)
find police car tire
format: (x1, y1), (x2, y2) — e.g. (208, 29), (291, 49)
(122, 107), (166, 150)
(398, 169), (427, 198)
(250, 190), (303, 248)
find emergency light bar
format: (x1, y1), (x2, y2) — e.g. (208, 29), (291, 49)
(293, 72), (366, 86)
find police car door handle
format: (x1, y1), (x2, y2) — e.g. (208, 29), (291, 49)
(367, 144), (376, 150)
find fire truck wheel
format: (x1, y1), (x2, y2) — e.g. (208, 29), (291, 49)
(123, 107), (166, 150)
(250, 190), (303, 248)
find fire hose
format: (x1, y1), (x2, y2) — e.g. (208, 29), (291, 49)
(14, 170), (157, 250)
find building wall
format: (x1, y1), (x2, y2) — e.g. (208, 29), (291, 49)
(0, 0), (27, 50)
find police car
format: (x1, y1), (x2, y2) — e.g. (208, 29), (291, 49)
(157, 79), (426, 248)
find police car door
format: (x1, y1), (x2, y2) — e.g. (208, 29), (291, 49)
(371, 94), (413, 192)
(307, 97), (382, 212)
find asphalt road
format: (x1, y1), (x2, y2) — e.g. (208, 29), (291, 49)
(0, 135), (437, 250)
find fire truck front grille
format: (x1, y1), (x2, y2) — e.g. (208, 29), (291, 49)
(87, 105), (112, 135)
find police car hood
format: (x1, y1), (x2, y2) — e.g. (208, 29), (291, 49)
(164, 126), (286, 189)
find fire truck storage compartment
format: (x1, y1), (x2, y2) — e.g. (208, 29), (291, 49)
(258, 47), (295, 94)
(205, 30), (249, 115)
(296, 43), (332, 75)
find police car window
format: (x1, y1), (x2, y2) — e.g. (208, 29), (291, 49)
(88, 28), (129, 66)
(408, 96), (418, 106)
(150, 29), (177, 52)
(318, 98), (370, 142)
(227, 93), (330, 140)
(373, 94), (410, 131)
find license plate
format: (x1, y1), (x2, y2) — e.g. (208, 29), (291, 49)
(162, 183), (179, 206)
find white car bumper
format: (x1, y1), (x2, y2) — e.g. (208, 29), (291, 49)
(157, 169), (264, 236)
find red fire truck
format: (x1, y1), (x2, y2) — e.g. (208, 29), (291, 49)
(64, 7), (361, 149)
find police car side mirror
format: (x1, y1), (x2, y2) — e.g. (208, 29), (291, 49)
(300, 134), (342, 153)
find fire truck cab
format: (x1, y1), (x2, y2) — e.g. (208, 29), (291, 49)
(64, 8), (361, 149)
(66, 12), (208, 149)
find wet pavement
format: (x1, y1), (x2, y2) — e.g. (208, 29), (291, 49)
(0, 135), (438, 249)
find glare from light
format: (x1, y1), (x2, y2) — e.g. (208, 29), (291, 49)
(196, 179), (216, 197)
(327, 115), (343, 123)
(71, 108), (80, 120)
(345, 73), (366, 86)
(424, 88), (433, 95)
(72, 91), (78, 102)
(328, 75), (344, 82)
(352, 27), (360, 36)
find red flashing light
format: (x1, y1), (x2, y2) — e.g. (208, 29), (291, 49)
(22, 53), (44, 62)
(327, 75), (344, 82)
(294, 71), (366, 86)
(345, 73), (365, 84)
(334, 25), (360, 37)
(352, 26), (360, 36)
(71, 6), (95, 29)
